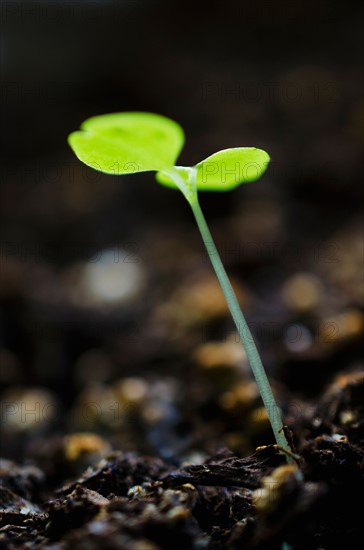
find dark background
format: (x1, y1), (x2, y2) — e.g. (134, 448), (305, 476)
(0, 0), (363, 459)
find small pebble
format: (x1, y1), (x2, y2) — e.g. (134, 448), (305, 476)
(253, 464), (301, 513)
(156, 274), (246, 328)
(219, 382), (258, 412)
(281, 272), (323, 311)
(284, 324), (313, 352)
(113, 377), (148, 408)
(62, 248), (145, 308)
(1, 387), (58, 433)
(193, 341), (248, 373)
(64, 433), (111, 462)
(320, 309), (363, 344)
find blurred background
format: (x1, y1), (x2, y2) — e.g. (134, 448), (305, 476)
(1, 0), (363, 467)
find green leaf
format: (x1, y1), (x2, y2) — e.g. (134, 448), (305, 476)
(156, 147), (270, 191)
(68, 112), (185, 175)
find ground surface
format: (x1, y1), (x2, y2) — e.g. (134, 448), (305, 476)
(1, 368), (363, 549)
(1, 2), (363, 547)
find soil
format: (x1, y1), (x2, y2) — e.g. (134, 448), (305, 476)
(1, 226), (363, 550)
(1, 149), (363, 550)
(1, 154), (363, 550)
(0, 368), (363, 549)
(1, 3), (363, 548)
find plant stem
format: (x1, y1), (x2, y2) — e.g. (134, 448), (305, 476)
(190, 197), (293, 461)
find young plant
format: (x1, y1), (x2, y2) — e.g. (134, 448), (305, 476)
(68, 112), (293, 460)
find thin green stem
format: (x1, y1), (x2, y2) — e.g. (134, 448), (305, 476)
(190, 197), (293, 461)
(162, 167), (196, 203)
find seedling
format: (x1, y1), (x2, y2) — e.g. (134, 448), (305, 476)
(68, 112), (293, 460)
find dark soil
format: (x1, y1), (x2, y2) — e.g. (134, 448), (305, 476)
(1, 2), (363, 548)
(1, 368), (363, 549)
(1, 134), (363, 548)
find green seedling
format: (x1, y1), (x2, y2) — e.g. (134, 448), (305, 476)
(68, 112), (293, 460)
